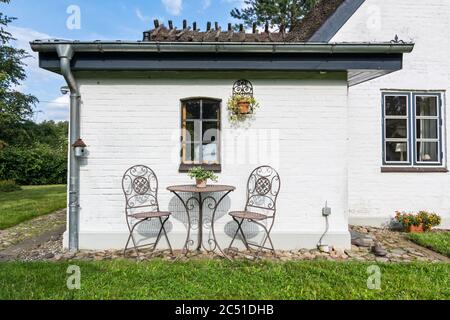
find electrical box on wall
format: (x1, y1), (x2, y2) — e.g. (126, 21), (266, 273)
(322, 202), (331, 217)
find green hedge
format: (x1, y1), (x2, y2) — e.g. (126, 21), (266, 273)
(0, 145), (67, 185)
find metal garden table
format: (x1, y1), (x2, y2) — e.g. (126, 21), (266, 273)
(167, 185), (235, 258)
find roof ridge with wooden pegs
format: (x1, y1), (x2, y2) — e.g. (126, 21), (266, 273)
(142, 19), (303, 43)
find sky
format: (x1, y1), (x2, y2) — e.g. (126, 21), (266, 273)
(3, 0), (245, 122)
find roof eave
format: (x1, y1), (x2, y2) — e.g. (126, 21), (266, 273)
(30, 40), (414, 54)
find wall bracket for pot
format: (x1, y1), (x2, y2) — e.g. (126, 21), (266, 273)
(232, 79), (254, 97)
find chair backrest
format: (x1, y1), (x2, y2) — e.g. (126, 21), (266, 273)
(122, 165), (159, 214)
(245, 166), (281, 216)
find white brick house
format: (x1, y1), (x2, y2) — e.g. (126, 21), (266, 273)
(326, 0), (450, 228)
(30, 0), (448, 252)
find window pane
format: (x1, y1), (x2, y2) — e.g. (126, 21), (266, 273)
(203, 101), (220, 119)
(386, 119), (408, 138)
(185, 121), (201, 142)
(184, 143), (201, 163)
(202, 121), (219, 143)
(385, 96), (407, 116)
(416, 96), (437, 116)
(417, 142), (439, 162)
(386, 142), (408, 162)
(416, 119), (438, 139)
(202, 142), (218, 163)
(185, 101), (200, 119)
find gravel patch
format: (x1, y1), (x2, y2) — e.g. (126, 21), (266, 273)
(0, 209), (66, 251)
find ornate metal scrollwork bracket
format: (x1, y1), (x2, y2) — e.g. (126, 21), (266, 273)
(391, 34), (406, 44)
(232, 79), (254, 97)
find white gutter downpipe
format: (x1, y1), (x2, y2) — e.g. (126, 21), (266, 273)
(56, 44), (80, 252)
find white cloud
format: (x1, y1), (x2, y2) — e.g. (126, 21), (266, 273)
(162, 0), (183, 16)
(36, 95), (70, 122)
(135, 8), (150, 22)
(222, 0), (246, 9)
(7, 25), (61, 81)
(6, 25), (69, 122)
(202, 0), (211, 10)
(50, 95), (70, 108)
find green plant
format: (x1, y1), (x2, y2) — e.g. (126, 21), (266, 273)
(0, 180), (21, 193)
(227, 95), (260, 122)
(416, 211), (442, 231)
(395, 210), (442, 231)
(0, 260), (449, 300)
(0, 145), (67, 185)
(0, 185), (66, 230)
(408, 231), (450, 257)
(187, 167), (218, 182)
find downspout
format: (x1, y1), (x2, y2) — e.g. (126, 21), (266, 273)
(56, 44), (80, 252)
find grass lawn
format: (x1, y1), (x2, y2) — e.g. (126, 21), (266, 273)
(408, 231), (450, 257)
(0, 185), (66, 230)
(0, 260), (448, 300)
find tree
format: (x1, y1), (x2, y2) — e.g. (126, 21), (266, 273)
(231, 0), (317, 32)
(0, 0), (38, 148)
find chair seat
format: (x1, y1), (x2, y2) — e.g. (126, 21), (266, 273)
(229, 211), (268, 221)
(129, 211), (171, 219)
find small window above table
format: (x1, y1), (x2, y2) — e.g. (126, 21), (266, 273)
(180, 98), (221, 172)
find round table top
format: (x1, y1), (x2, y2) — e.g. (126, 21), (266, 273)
(167, 185), (236, 193)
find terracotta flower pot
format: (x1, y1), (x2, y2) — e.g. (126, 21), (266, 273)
(408, 224), (424, 233)
(196, 179), (207, 188)
(237, 101), (251, 114)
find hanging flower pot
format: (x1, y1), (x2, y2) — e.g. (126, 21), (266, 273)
(227, 95), (260, 121)
(228, 79), (260, 122)
(237, 100), (251, 114)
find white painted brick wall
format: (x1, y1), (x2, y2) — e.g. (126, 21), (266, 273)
(332, 0), (450, 227)
(74, 74), (351, 249)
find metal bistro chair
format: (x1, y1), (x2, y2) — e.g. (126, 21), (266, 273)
(228, 166), (281, 259)
(122, 165), (173, 258)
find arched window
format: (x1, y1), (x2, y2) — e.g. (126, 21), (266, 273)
(180, 98), (221, 172)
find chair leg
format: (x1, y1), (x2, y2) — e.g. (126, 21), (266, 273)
(123, 233), (132, 256)
(228, 218), (241, 250)
(124, 219), (147, 259)
(158, 216), (173, 255)
(267, 233), (277, 257)
(228, 217), (251, 253)
(252, 220), (275, 260)
(152, 218), (164, 253)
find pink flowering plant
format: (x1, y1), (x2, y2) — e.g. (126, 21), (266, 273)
(395, 210), (441, 231)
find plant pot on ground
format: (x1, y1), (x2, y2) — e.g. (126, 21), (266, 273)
(408, 224), (424, 233)
(394, 210), (442, 233)
(188, 167), (218, 188)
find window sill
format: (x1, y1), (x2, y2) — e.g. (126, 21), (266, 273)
(381, 167), (448, 173)
(179, 164), (222, 173)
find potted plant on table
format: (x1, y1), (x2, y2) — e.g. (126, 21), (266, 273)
(394, 210), (441, 233)
(188, 167), (218, 188)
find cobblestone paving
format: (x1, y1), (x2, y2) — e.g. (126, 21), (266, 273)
(0, 209), (66, 251)
(2, 220), (447, 263)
